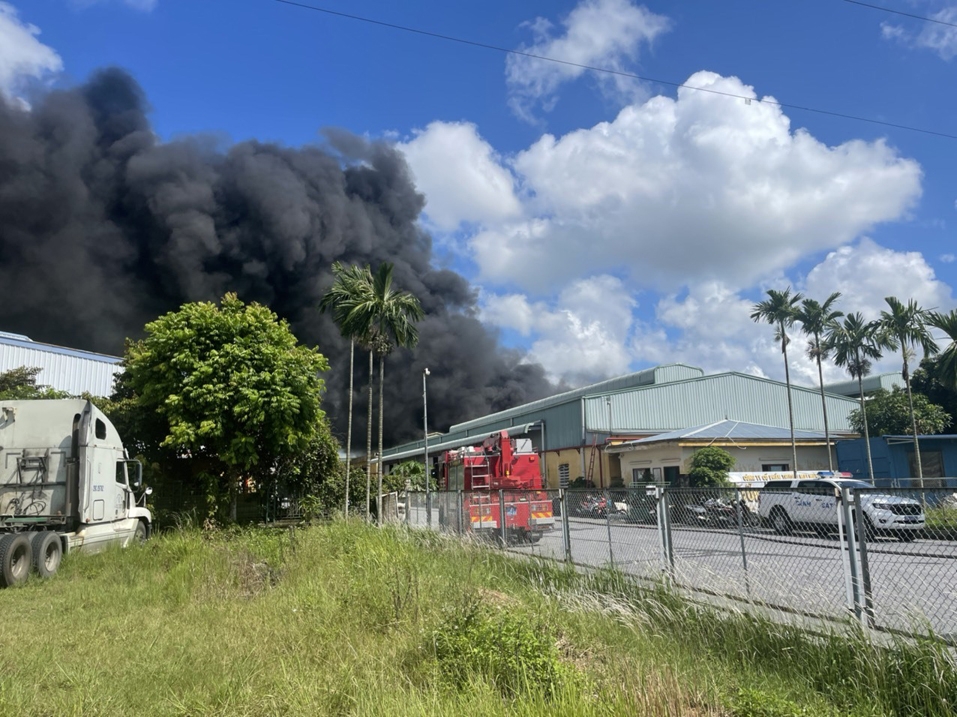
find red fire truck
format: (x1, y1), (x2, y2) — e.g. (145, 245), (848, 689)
(436, 430), (554, 544)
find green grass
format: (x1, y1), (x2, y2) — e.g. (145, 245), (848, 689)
(0, 522), (953, 716)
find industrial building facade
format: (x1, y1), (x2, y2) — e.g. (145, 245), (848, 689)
(0, 332), (121, 397)
(381, 363), (864, 490)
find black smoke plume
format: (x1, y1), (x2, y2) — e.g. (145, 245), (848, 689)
(0, 68), (557, 444)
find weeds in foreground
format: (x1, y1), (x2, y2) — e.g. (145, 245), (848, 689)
(0, 521), (952, 716)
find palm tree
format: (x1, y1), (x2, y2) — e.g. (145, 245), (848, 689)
(826, 313), (888, 482)
(751, 288), (804, 480)
(342, 263), (424, 526)
(796, 293), (844, 472)
(928, 309), (957, 391)
(879, 297), (939, 486)
(319, 262), (375, 517)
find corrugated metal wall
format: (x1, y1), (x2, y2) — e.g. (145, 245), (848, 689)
(0, 340), (121, 397)
(583, 372), (858, 433)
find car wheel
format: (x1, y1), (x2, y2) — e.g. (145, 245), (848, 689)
(770, 507), (793, 535)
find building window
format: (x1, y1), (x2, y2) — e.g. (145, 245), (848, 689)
(558, 463), (570, 488)
(632, 468), (652, 484)
(908, 451), (944, 480)
(762, 463), (789, 472)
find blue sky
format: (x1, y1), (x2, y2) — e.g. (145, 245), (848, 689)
(4, 0), (957, 387)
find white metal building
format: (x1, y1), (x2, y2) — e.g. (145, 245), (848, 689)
(0, 331), (121, 397)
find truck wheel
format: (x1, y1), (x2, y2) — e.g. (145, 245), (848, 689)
(30, 532), (62, 578)
(528, 531), (543, 544)
(770, 507), (793, 535)
(0, 534), (33, 587)
(134, 520), (148, 544)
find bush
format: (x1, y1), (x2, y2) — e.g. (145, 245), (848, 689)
(430, 598), (575, 698)
(688, 447), (735, 487)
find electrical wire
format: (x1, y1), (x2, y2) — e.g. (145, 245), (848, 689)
(274, 0), (957, 141)
(843, 0), (957, 29)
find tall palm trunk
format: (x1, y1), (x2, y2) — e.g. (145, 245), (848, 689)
(781, 321), (799, 481)
(902, 354), (924, 486)
(344, 339), (354, 516)
(376, 354), (385, 527)
(814, 334), (834, 472)
(366, 349), (373, 522)
(857, 356), (876, 482)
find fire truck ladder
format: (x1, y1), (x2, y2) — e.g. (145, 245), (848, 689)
(470, 456), (493, 489)
(585, 434), (599, 485)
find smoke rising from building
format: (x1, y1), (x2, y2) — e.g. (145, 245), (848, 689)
(0, 68), (556, 443)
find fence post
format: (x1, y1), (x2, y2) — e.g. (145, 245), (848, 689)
(561, 489), (572, 563)
(853, 491), (875, 628)
(656, 486), (675, 583)
(457, 490), (463, 534)
(734, 487), (752, 599)
(499, 489), (507, 546)
(839, 487), (863, 622)
(604, 489), (615, 568)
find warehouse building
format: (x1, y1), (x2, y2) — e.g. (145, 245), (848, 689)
(381, 363), (863, 490)
(0, 331), (121, 397)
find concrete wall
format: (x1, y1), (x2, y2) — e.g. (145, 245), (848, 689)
(615, 444), (835, 485)
(542, 446), (621, 490)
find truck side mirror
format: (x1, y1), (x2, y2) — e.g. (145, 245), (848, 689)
(128, 461), (143, 490)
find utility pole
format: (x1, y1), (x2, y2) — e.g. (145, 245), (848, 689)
(423, 367), (431, 527)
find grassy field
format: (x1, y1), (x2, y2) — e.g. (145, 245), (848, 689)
(0, 521), (953, 716)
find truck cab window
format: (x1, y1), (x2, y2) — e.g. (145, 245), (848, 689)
(95, 419), (107, 440)
(115, 462), (128, 486)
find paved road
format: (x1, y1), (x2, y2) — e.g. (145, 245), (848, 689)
(407, 504), (957, 637)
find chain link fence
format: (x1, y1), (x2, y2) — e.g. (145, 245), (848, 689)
(402, 484), (957, 641)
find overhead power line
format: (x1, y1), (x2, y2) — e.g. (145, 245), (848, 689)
(842, 0), (957, 28)
(274, 0), (957, 141)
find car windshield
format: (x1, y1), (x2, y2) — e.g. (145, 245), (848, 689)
(831, 480), (875, 491)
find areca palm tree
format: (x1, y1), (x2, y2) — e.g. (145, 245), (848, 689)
(751, 288), (804, 480)
(826, 313), (888, 482)
(796, 293), (844, 472)
(879, 297), (938, 486)
(342, 263), (424, 526)
(319, 262), (374, 517)
(928, 309), (957, 391)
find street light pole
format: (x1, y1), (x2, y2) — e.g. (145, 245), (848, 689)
(423, 368), (431, 527)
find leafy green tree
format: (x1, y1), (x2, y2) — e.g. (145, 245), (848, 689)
(121, 293), (332, 520)
(341, 263), (424, 526)
(796, 293), (843, 472)
(879, 297), (938, 484)
(928, 309), (957, 392)
(320, 262), (375, 517)
(0, 366), (71, 400)
(382, 460), (435, 494)
(751, 287), (803, 480)
(826, 313), (890, 482)
(848, 387), (950, 437)
(687, 447), (735, 487)
(911, 356), (957, 425)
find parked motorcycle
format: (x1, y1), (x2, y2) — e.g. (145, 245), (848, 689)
(672, 496), (759, 529)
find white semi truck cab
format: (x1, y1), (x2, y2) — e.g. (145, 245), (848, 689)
(0, 399), (152, 586)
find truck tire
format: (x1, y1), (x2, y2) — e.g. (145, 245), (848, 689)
(769, 507), (793, 535)
(30, 531), (62, 578)
(0, 534), (33, 587)
(134, 520), (148, 544)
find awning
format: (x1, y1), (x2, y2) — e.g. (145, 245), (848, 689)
(379, 422), (542, 463)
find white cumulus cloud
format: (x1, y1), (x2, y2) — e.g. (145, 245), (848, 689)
(506, 0), (670, 122)
(0, 2), (62, 104)
(469, 71), (922, 294)
(881, 6), (957, 60)
(481, 275), (636, 384)
(397, 121), (522, 232)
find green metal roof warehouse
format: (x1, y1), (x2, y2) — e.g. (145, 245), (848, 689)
(382, 363), (863, 487)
